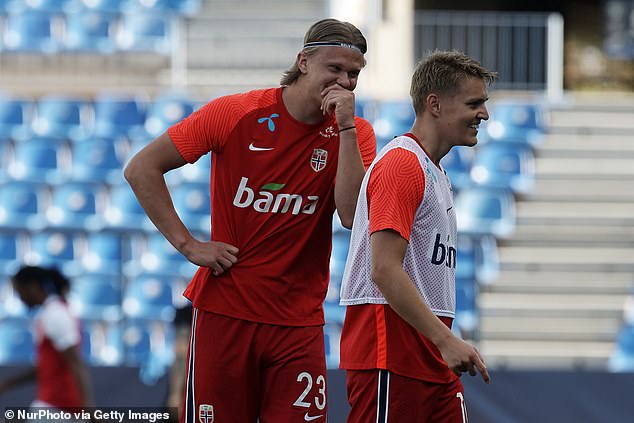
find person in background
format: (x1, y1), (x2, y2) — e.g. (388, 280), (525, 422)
(0, 266), (94, 412)
(124, 18), (376, 423)
(339, 50), (496, 422)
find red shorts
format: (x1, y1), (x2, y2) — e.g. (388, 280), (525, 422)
(181, 309), (328, 423)
(346, 369), (468, 423)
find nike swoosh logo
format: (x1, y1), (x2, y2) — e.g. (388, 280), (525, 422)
(304, 413), (323, 422)
(249, 142), (274, 151)
(446, 206), (453, 213)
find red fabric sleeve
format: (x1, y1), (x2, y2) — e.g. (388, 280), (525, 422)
(367, 148), (425, 241)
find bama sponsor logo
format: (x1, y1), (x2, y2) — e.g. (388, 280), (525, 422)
(232, 177), (319, 215)
(431, 233), (456, 268)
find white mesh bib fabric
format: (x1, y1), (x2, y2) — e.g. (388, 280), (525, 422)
(339, 135), (457, 318)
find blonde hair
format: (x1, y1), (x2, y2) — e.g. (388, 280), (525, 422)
(280, 18), (367, 86)
(410, 50), (498, 114)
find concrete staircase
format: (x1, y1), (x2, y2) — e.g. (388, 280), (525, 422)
(478, 95), (634, 370)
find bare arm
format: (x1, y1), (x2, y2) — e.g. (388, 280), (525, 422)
(371, 230), (490, 383)
(61, 346), (94, 407)
(124, 132), (238, 275)
(321, 85), (365, 229)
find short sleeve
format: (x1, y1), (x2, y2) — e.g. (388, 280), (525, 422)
(367, 148), (425, 241)
(354, 117), (377, 169)
(41, 301), (80, 351)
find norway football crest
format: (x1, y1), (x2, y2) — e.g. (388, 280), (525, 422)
(199, 404), (214, 423)
(311, 148), (328, 172)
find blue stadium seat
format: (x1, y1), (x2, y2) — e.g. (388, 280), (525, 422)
(172, 182), (210, 234)
(116, 14), (171, 53)
(67, 0), (125, 13)
(175, 155), (212, 185)
(2, 11), (61, 53)
(373, 101), (415, 150)
(81, 231), (124, 276)
(93, 94), (148, 140)
(608, 325), (634, 372)
(26, 231), (83, 276)
(0, 181), (48, 231)
(0, 232), (23, 277)
(481, 101), (547, 147)
(324, 320), (342, 369)
(455, 187), (516, 239)
(122, 274), (176, 321)
(4, 0), (71, 12)
(124, 232), (196, 278)
(455, 276), (479, 334)
(326, 231), (350, 306)
(32, 95), (94, 141)
(440, 146), (474, 192)
(0, 96), (34, 142)
(123, 0), (200, 15)
(9, 137), (69, 184)
(70, 137), (126, 184)
(122, 319), (174, 374)
(63, 10), (118, 53)
(46, 182), (104, 231)
(144, 94), (196, 138)
(0, 276), (30, 318)
(102, 184), (154, 232)
(80, 319), (123, 365)
(470, 142), (536, 195)
(70, 274), (122, 321)
(456, 233), (500, 285)
(0, 317), (34, 364)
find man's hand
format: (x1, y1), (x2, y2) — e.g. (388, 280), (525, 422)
(320, 84), (355, 128)
(436, 335), (491, 384)
(182, 239), (239, 276)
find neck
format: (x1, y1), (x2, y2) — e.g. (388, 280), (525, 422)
(281, 84), (325, 125)
(409, 121), (449, 165)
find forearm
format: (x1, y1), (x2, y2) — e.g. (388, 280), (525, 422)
(0, 368), (36, 393)
(334, 128), (365, 228)
(374, 266), (453, 347)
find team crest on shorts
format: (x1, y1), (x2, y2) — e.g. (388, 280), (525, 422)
(199, 404), (214, 423)
(310, 148), (328, 172)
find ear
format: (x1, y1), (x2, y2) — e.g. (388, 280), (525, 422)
(297, 51), (309, 74)
(426, 93), (441, 117)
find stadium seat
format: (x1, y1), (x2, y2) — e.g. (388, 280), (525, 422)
(481, 101), (547, 147)
(3, 0), (71, 13)
(2, 11), (61, 53)
(25, 231), (83, 276)
(456, 233), (500, 285)
(440, 146), (474, 192)
(46, 182), (105, 230)
(102, 184), (154, 232)
(124, 232), (196, 278)
(144, 94), (196, 138)
(455, 276), (479, 335)
(172, 182), (211, 234)
(81, 319), (123, 365)
(470, 142), (536, 195)
(0, 96), (34, 142)
(324, 320), (342, 369)
(63, 10), (118, 53)
(0, 317), (34, 364)
(122, 274), (176, 321)
(67, 0), (126, 13)
(326, 230), (350, 305)
(372, 101), (415, 150)
(81, 231), (124, 276)
(0, 276), (30, 318)
(122, 320), (175, 380)
(9, 137), (70, 184)
(70, 274), (122, 321)
(116, 14), (171, 53)
(455, 187), (516, 239)
(32, 95), (93, 141)
(608, 325), (634, 372)
(123, 0), (200, 15)
(0, 232), (23, 277)
(93, 94), (148, 140)
(0, 181), (48, 231)
(176, 155), (212, 184)
(70, 137), (126, 184)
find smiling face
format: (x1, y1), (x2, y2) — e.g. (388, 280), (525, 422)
(298, 46), (365, 108)
(437, 76), (490, 148)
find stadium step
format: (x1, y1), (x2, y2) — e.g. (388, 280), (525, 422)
(497, 246), (634, 272)
(487, 270), (633, 295)
(479, 316), (621, 342)
(528, 177), (634, 202)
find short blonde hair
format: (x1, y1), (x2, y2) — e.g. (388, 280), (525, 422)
(410, 50), (497, 114)
(280, 18), (367, 86)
